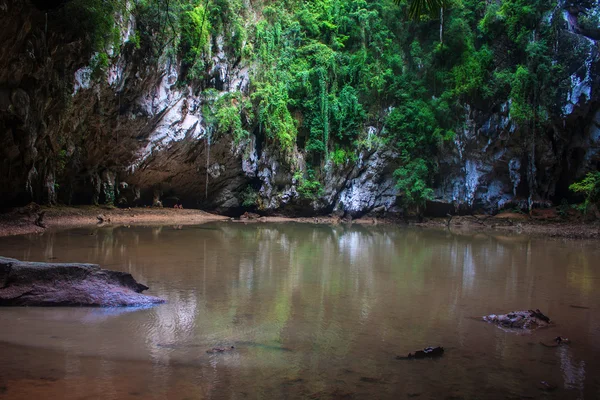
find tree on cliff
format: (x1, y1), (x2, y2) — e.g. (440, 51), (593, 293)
(395, 0), (448, 43)
(570, 172), (600, 215)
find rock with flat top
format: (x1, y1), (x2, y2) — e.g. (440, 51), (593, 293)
(0, 256), (165, 307)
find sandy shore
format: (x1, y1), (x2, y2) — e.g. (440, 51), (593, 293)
(0, 205), (229, 237)
(0, 205), (598, 239)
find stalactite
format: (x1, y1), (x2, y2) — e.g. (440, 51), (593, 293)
(439, 7), (444, 45)
(205, 128), (211, 200)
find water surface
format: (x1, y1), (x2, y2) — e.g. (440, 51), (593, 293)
(0, 223), (599, 399)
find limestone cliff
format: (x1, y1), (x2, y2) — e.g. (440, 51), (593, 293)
(1, 0), (598, 217)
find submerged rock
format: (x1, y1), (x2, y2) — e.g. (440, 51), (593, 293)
(482, 309), (551, 330)
(0, 256), (165, 307)
(540, 336), (571, 348)
(396, 346), (445, 360)
(206, 346), (236, 354)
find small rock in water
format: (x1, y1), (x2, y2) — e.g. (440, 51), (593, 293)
(396, 346), (444, 360)
(541, 336), (571, 347)
(482, 309), (551, 330)
(537, 381), (557, 391)
(206, 346), (235, 354)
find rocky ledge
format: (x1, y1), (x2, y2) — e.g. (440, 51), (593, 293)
(0, 256), (165, 307)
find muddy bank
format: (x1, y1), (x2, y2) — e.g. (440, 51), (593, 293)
(0, 205), (599, 239)
(235, 210), (600, 239)
(0, 205), (385, 237)
(0, 205), (229, 237)
(417, 213), (600, 240)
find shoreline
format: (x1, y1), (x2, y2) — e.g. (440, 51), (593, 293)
(0, 205), (229, 237)
(0, 205), (598, 239)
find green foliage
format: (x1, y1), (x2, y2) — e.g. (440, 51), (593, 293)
(330, 85), (366, 141)
(216, 105), (247, 141)
(240, 185), (258, 207)
(178, 4), (211, 83)
(252, 80), (298, 151)
(497, 0), (543, 45)
(569, 172), (600, 214)
(59, 0), (583, 211)
(394, 0), (448, 20)
(251, 1), (388, 161)
(202, 91), (251, 142)
(557, 198), (570, 218)
(62, 0), (127, 52)
(133, 0), (181, 60)
(394, 158), (434, 209)
(209, 0), (248, 59)
(294, 170), (323, 200)
(129, 31), (141, 49)
(102, 181), (116, 206)
(510, 65), (534, 123)
(90, 52), (110, 79)
(330, 148), (357, 167)
(578, 8), (600, 32)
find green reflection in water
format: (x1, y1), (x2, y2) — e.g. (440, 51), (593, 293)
(0, 223), (599, 399)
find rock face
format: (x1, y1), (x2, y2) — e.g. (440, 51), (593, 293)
(431, 3), (600, 214)
(0, 256), (164, 307)
(0, 1), (599, 217)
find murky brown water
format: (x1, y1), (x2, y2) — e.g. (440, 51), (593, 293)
(0, 222), (599, 399)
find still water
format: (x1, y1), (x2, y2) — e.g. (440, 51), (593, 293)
(0, 222), (599, 399)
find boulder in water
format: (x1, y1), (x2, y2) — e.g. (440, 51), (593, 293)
(482, 309), (551, 330)
(0, 256), (165, 307)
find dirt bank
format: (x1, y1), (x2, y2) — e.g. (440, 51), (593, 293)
(0, 205), (599, 240)
(0, 205), (228, 237)
(417, 213), (600, 240)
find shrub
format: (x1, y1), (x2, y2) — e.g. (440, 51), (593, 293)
(294, 170), (323, 200)
(569, 171), (600, 214)
(240, 186), (258, 207)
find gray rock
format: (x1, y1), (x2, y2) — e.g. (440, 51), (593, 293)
(482, 309), (551, 330)
(0, 257), (165, 307)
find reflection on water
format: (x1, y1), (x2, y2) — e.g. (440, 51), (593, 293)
(0, 223), (599, 399)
